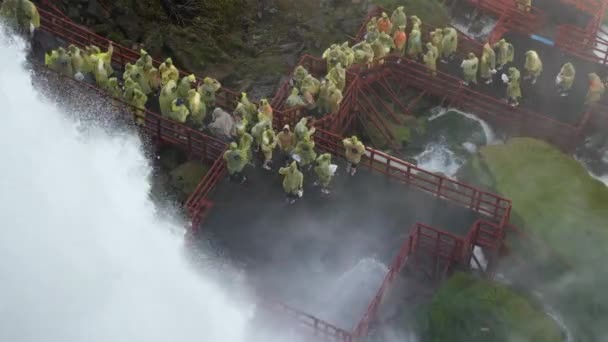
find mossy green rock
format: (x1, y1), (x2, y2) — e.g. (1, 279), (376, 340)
(478, 138), (608, 266)
(170, 160), (209, 199)
(462, 137), (608, 341)
(421, 272), (562, 342)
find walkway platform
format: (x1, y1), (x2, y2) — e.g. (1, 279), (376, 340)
(199, 155), (482, 328)
(429, 31), (605, 126)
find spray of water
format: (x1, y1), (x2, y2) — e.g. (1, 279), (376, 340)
(0, 28), (256, 342)
(415, 108), (496, 178)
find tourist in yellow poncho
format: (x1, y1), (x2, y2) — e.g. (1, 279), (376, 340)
(159, 57), (179, 86)
(223, 142), (248, 184)
(198, 77), (222, 107)
(294, 135), (317, 169)
(314, 153), (336, 195)
(440, 27), (458, 63)
(261, 126), (277, 170)
(523, 50), (543, 84)
(461, 52), (479, 86)
(407, 23), (423, 59)
(585, 73), (605, 105)
(187, 89), (206, 128)
(235, 92), (258, 123)
(159, 80), (178, 117)
(0, 0), (40, 36)
(493, 39), (514, 71)
(502, 67), (522, 107)
(423, 43), (438, 77)
(556, 62), (575, 96)
(279, 161), (303, 204)
(479, 43), (497, 84)
(343, 135), (366, 176)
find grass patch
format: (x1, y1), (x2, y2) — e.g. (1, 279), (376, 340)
(417, 272), (562, 342)
(479, 138), (608, 266)
(469, 137), (608, 341)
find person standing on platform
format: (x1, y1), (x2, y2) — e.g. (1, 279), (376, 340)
(502, 67), (522, 107)
(279, 161), (304, 205)
(0, 0), (40, 37)
(159, 58), (179, 86)
(393, 25), (407, 56)
(238, 130), (254, 165)
(585, 73), (606, 105)
(343, 136), (366, 176)
(390, 6), (406, 35)
(516, 0), (532, 12)
(377, 12), (392, 34)
(440, 27), (458, 63)
(261, 126), (277, 171)
(294, 135), (317, 170)
(295, 116), (316, 142)
(461, 52), (479, 86)
(423, 42), (438, 77)
(479, 43), (497, 85)
(430, 28), (444, 59)
(277, 125), (296, 166)
(224, 142), (248, 184)
(494, 39), (514, 71)
(159, 80), (178, 117)
(523, 50), (543, 85)
(555, 62), (576, 97)
(314, 153), (336, 195)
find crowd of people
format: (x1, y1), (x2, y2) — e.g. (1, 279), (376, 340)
(357, 7), (606, 107)
(0, 0), (365, 203)
(4, 0), (607, 202)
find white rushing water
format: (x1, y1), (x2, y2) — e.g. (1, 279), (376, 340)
(0, 29), (258, 342)
(415, 108), (496, 177)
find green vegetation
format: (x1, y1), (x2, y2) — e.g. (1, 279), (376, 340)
(170, 160), (209, 200)
(371, 0), (450, 27)
(480, 138), (608, 266)
(418, 273), (562, 342)
(462, 137), (608, 341)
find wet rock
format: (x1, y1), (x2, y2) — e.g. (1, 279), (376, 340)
(85, 0), (109, 23)
(170, 160), (210, 200)
(115, 14), (144, 41)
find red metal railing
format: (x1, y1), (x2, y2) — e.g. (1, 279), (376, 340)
(369, 56), (583, 151)
(35, 62), (225, 162)
(313, 129), (512, 224)
(352, 223), (464, 337)
(488, 5), (545, 43)
(263, 301), (354, 342)
(185, 153), (227, 230)
(560, 0), (607, 16)
(556, 24), (608, 65)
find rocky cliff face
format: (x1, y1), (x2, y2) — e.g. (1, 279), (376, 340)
(56, 0), (367, 98)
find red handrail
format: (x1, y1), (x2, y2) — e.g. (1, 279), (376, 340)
(560, 0), (607, 16)
(555, 24), (608, 65)
(352, 223), (464, 337)
(313, 129), (512, 224)
(34, 62), (225, 162)
(262, 300), (354, 342)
